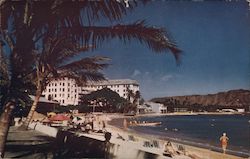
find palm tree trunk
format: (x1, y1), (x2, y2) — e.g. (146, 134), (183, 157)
(0, 102), (15, 158)
(20, 90), (42, 130)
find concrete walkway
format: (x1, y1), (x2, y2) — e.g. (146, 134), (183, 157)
(4, 127), (54, 159)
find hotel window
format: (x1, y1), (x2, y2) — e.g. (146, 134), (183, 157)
(59, 88), (61, 91)
(60, 82), (61, 86)
(62, 83), (65, 86)
(75, 95), (77, 98)
(62, 100), (64, 104)
(62, 94), (64, 97)
(59, 94), (61, 97)
(52, 88), (54, 91)
(62, 88), (65, 91)
(68, 88), (70, 92)
(68, 94), (70, 98)
(55, 83), (57, 86)
(55, 94), (57, 97)
(68, 83), (70, 86)
(117, 90), (119, 92)
(55, 89), (57, 92)
(75, 89), (77, 93)
(49, 89), (50, 92)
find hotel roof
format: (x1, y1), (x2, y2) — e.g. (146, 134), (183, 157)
(87, 79), (139, 86)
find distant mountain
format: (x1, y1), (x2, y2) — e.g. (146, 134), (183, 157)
(151, 89), (250, 110)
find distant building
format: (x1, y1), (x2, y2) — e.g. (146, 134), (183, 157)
(137, 105), (152, 114)
(173, 107), (189, 112)
(236, 109), (245, 113)
(145, 102), (167, 114)
(42, 78), (139, 106)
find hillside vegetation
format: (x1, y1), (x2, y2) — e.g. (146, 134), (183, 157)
(151, 89), (250, 111)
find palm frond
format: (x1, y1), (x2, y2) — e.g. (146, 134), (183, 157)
(52, 56), (110, 85)
(1, 1), (181, 62)
(54, 70), (106, 86)
(0, 46), (9, 81)
(58, 56), (110, 71)
(48, 0), (136, 24)
(40, 36), (92, 66)
(67, 21), (181, 61)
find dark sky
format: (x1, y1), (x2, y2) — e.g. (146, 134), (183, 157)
(90, 1), (250, 100)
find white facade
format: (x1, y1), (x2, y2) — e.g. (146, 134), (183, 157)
(145, 102), (167, 114)
(42, 78), (79, 106)
(42, 78), (139, 106)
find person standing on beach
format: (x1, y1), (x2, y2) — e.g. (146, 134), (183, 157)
(220, 133), (229, 154)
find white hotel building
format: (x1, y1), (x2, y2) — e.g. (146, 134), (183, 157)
(42, 78), (139, 106)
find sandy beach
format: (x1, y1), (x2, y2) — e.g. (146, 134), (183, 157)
(104, 113), (248, 159)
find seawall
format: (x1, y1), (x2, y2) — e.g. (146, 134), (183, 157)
(29, 123), (168, 159)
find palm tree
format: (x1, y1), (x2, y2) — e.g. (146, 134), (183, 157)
(0, 40), (35, 158)
(20, 36), (109, 130)
(0, 1), (181, 57)
(126, 87), (134, 102)
(0, 0), (181, 157)
(125, 88), (141, 113)
(133, 90), (141, 105)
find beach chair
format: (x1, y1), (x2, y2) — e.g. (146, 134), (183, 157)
(143, 141), (152, 147)
(152, 140), (160, 148)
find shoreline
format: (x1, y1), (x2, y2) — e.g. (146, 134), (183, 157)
(16, 112), (249, 159)
(135, 112), (249, 117)
(106, 113), (249, 159)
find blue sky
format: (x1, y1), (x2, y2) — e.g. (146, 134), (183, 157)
(90, 1), (250, 100)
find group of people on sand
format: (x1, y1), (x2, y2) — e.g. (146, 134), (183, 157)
(69, 113), (107, 133)
(162, 133), (229, 157)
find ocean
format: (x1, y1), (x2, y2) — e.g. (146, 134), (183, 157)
(110, 114), (250, 157)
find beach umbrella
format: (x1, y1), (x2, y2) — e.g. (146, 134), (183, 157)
(47, 112), (57, 117)
(49, 114), (70, 121)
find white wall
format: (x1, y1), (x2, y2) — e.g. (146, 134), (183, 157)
(29, 123), (58, 137)
(42, 78), (139, 106)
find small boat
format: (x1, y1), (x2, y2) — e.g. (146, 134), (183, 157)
(134, 122), (162, 126)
